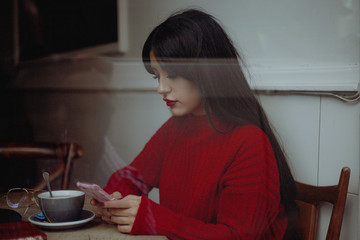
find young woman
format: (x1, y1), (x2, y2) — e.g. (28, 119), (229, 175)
(92, 9), (299, 240)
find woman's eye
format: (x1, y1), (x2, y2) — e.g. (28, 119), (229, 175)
(152, 75), (159, 80)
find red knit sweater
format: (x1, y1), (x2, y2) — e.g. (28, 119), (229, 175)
(104, 115), (287, 240)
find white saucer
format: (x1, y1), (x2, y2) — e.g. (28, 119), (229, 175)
(28, 210), (95, 230)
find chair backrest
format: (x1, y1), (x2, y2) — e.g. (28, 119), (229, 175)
(0, 142), (83, 190)
(295, 167), (350, 240)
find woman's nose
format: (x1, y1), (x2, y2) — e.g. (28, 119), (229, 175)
(157, 77), (170, 95)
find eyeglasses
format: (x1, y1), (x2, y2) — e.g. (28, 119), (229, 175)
(6, 188), (43, 216)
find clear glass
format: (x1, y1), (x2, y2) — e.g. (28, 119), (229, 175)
(6, 188), (43, 216)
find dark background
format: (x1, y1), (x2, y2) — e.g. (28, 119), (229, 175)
(0, 0), (117, 191)
(19, 0), (118, 61)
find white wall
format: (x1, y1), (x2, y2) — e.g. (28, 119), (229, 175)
(13, 0), (359, 239)
(126, 0), (359, 62)
(259, 94), (359, 240)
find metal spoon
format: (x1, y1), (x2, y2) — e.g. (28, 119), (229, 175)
(42, 172), (53, 197)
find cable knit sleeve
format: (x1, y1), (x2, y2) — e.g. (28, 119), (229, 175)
(130, 126), (287, 240)
(103, 116), (180, 196)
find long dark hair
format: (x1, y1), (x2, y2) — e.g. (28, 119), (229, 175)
(142, 9), (298, 239)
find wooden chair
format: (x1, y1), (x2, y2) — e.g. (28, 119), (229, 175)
(0, 142), (83, 190)
(295, 167), (351, 240)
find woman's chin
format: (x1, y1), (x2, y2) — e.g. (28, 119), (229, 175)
(169, 109), (188, 117)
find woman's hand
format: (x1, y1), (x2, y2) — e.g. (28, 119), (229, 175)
(103, 195), (142, 233)
(90, 192), (142, 233)
(90, 191), (123, 224)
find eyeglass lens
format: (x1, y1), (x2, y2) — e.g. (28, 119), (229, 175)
(7, 189), (34, 208)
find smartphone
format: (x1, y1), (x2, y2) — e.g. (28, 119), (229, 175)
(76, 181), (115, 202)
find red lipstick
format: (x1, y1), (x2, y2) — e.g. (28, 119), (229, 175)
(163, 98), (177, 107)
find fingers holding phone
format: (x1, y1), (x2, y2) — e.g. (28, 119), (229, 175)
(93, 191), (125, 224)
(103, 194), (142, 233)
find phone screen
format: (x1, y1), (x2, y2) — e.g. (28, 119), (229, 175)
(76, 181), (115, 202)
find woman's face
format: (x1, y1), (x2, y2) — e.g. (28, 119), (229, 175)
(150, 51), (205, 117)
